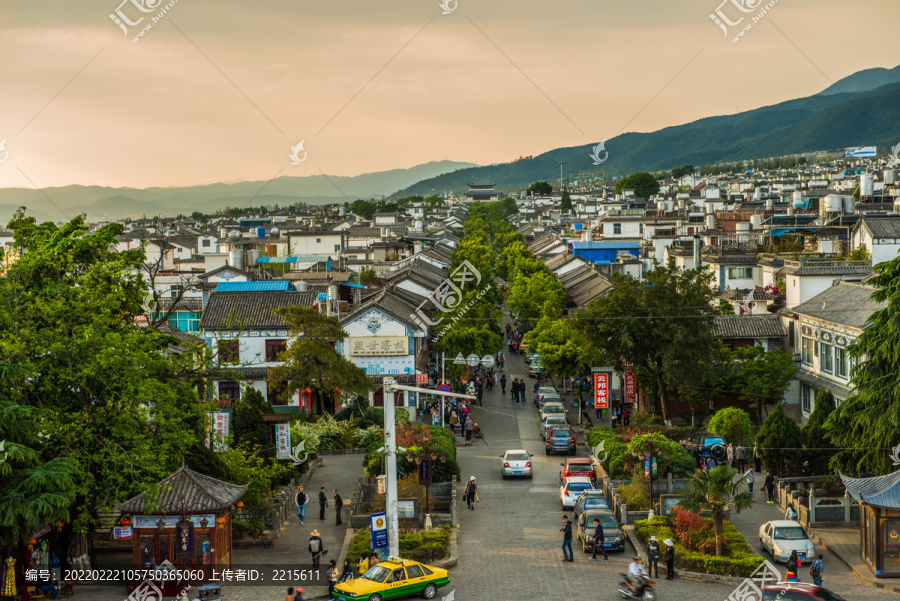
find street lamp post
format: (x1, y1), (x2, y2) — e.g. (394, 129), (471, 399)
(383, 377), (400, 558)
(559, 161), (565, 191)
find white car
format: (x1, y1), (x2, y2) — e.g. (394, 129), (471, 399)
(759, 520), (816, 563)
(539, 402), (567, 422)
(541, 415), (569, 436)
(499, 449), (534, 479)
(560, 475), (595, 509)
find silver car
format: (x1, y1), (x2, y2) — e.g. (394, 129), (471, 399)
(759, 520), (816, 563)
(500, 449), (533, 479)
(541, 415), (569, 437)
(539, 402), (567, 422)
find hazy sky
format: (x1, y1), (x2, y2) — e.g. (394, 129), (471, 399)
(0, 0), (896, 190)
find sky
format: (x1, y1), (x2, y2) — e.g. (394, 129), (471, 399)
(0, 0), (897, 190)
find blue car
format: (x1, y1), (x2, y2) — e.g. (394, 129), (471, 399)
(573, 490), (611, 520)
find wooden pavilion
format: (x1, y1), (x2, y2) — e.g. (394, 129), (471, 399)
(841, 469), (900, 578)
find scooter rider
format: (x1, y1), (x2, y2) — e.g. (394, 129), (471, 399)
(626, 556), (649, 594)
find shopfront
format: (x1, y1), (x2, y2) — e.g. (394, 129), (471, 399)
(841, 469), (900, 577)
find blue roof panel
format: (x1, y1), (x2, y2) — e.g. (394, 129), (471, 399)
(570, 241), (641, 250)
(215, 281), (292, 292)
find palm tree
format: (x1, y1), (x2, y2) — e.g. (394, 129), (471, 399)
(679, 465), (754, 556)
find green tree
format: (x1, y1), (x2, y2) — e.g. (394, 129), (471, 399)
(671, 165), (694, 179)
(498, 196), (518, 218)
(729, 346), (797, 421)
(267, 308), (372, 411)
(802, 389), (835, 475)
(560, 187), (573, 212)
(233, 387), (274, 451)
(575, 263), (719, 422)
(614, 172), (661, 199)
(756, 404), (802, 477)
(506, 270), (564, 328)
(679, 464), (753, 556)
(526, 181), (553, 196)
(706, 407), (754, 445)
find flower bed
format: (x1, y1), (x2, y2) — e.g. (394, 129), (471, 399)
(347, 526), (453, 564)
(633, 509), (763, 577)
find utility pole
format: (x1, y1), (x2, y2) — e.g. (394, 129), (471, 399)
(383, 377), (400, 558)
(559, 161), (565, 191)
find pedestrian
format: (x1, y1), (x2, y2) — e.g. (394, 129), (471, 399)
(811, 554), (824, 586)
(370, 554), (379, 566)
(500, 375), (507, 394)
(358, 555), (369, 577)
(464, 415), (474, 445)
(764, 471), (775, 504)
(327, 560), (338, 595)
(590, 517), (608, 561)
(785, 503), (798, 521)
(339, 559), (354, 582)
(511, 378), (518, 402)
(512, 341), (518, 355)
(318, 487), (328, 520)
(284, 587), (295, 601)
(736, 445), (746, 473)
(449, 410), (458, 428)
(560, 515), (574, 562)
(533, 380), (540, 395)
(745, 470), (754, 494)
(293, 586), (305, 601)
(309, 529), (326, 568)
(477, 387), (483, 407)
(623, 406), (630, 427)
(486, 373), (493, 391)
(754, 442), (762, 473)
(726, 443), (734, 467)
(515, 380), (523, 405)
(285, 587), (304, 601)
(296, 485), (308, 524)
(646, 535), (660, 578)
(664, 538), (675, 580)
(333, 489), (343, 525)
(786, 550), (801, 582)
(498, 351), (504, 368)
(463, 476), (477, 510)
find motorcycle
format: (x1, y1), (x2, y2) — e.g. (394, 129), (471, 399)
(618, 574), (656, 600)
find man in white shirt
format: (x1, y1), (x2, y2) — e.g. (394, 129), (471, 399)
(626, 556), (649, 593)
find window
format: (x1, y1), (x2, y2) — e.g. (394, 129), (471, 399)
(267, 380), (288, 404)
(218, 381), (240, 400)
(835, 347), (847, 378)
(170, 284), (183, 299)
(613, 223), (622, 235)
(202, 239), (211, 247)
(335, 244), (340, 252)
(639, 224), (644, 234)
(788, 321), (795, 347)
(218, 340), (239, 364)
(800, 383), (812, 413)
(820, 341), (833, 373)
(801, 337), (814, 365)
(265, 339), (287, 362)
(727, 267), (753, 279)
(405, 565), (424, 579)
(168, 311), (200, 333)
(316, 238), (321, 243)
(849, 353), (857, 377)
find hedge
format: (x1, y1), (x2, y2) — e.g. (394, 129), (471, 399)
(634, 516), (764, 577)
(347, 526), (453, 565)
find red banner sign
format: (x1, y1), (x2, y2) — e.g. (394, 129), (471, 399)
(416, 374), (428, 384)
(624, 372), (637, 404)
(594, 373), (609, 409)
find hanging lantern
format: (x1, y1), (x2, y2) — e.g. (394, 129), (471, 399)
(157, 518), (167, 530)
(120, 517), (131, 528)
(216, 517), (226, 529)
(305, 388), (312, 394)
(28, 537), (36, 550)
(56, 520), (66, 532)
(234, 502), (244, 513)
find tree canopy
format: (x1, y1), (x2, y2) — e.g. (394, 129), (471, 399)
(614, 172), (661, 198)
(526, 181), (553, 196)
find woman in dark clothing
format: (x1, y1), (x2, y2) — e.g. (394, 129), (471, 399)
(763, 471), (776, 504)
(786, 550), (801, 583)
(664, 539), (675, 580)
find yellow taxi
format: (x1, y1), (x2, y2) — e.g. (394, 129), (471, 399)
(331, 557), (450, 601)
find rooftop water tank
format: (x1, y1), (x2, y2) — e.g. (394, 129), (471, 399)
(792, 191), (804, 209)
(750, 214), (762, 230)
(657, 200), (666, 212)
(765, 197), (773, 210)
(843, 195), (855, 215)
(706, 214), (715, 230)
(229, 248), (244, 270)
(666, 200), (674, 213)
(860, 173), (874, 197)
(271, 227), (280, 237)
(248, 249), (262, 267)
(824, 194), (842, 213)
(228, 229), (242, 242)
(415, 220), (423, 230)
(884, 169), (895, 186)
(295, 281), (308, 292)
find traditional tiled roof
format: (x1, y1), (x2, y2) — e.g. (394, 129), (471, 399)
(714, 315), (785, 339)
(342, 289), (420, 330)
(200, 265), (255, 280)
(780, 260), (871, 277)
(120, 466), (248, 513)
(857, 216), (900, 240)
(791, 282), (886, 329)
(202, 291), (315, 329)
(841, 469), (900, 509)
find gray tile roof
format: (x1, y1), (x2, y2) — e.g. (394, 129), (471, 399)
(858, 216), (900, 240)
(841, 469), (900, 509)
(780, 260), (872, 277)
(202, 291), (315, 329)
(791, 282), (886, 328)
(120, 466), (249, 513)
(714, 315), (785, 339)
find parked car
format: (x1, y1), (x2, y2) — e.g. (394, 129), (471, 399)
(759, 520), (816, 563)
(536, 386), (560, 403)
(539, 402), (568, 422)
(576, 509), (625, 552)
(545, 428), (576, 455)
(523, 348), (538, 363)
(528, 360), (543, 378)
(559, 457), (596, 483)
(499, 449), (533, 479)
(541, 415), (569, 437)
(331, 556), (451, 601)
(537, 394), (563, 410)
(573, 490), (611, 520)
(696, 433), (727, 462)
(560, 475), (595, 509)
(761, 583), (846, 600)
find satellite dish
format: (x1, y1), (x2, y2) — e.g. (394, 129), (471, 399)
(271, 227), (280, 236)
(228, 230), (242, 240)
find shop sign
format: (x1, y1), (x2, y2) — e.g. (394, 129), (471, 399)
(594, 373), (609, 409)
(349, 336), (408, 356)
(176, 521), (194, 557)
(113, 526), (133, 540)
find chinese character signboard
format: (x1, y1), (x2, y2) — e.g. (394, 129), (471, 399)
(624, 372), (637, 404)
(418, 459), (432, 484)
(113, 526), (132, 540)
(355, 356), (415, 375)
(176, 520), (193, 558)
(370, 512), (388, 550)
(275, 424), (292, 460)
(594, 373), (609, 409)
(204, 411), (230, 453)
(644, 455), (650, 477)
(416, 374), (428, 384)
(349, 336), (409, 356)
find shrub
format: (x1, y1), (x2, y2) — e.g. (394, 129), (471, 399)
(617, 477), (650, 511)
(802, 389), (835, 475)
(346, 526), (452, 564)
(232, 519), (265, 539)
(706, 407), (754, 445)
(757, 404), (802, 477)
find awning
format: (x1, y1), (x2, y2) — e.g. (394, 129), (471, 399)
(794, 369), (852, 399)
(257, 255), (330, 264)
(341, 282), (366, 289)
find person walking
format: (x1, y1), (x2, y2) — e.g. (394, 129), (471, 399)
(296, 485), (308, 524)
(754, 443), (762, 473)
(736, 445), (746, 472)
(664, 538), (675, 580)
(589, 517), (608, 561)
(646, 535), (660, 578)
(309, 530), (325, 568)
(726, 443), (734, 467)
(533, 380), (540, 396)
(498, 351), (504, 369)
(510, 378), (518, 402)
(763, 471), (775, 504)
(464, 415), (474, 445)
(500, 374), (506, 394)
(745, 470), (755, 494)
(318, 487), (328, 520)
(463, 476), (477, 510)
(786, 550), (801, 582)
(811, 554), (824, 586)
(560, 516), (574, 563)
(516, 380), (524, 405)
(512, 341), (518, 355)
(785, 502), (798, 521)
(477, 387), (483, 407)
(327, 560), (339, 595)
(339, 559), (354, 583)
(333, 489), (344, 525)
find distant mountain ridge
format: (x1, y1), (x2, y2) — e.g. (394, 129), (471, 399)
(392, 66), (900, 198)
(0, 160), (475, 223)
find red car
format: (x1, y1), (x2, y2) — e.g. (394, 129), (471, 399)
(761, 583), (846, 600)
(559, 458), (596, 483)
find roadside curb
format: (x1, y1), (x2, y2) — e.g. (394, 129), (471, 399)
(433, 526), (459, 570)
(811, 531), (900, 595)
(623, 525), (748, 587)
(337, 526), (357, 568)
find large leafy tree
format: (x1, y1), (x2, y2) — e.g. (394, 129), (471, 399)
(506, 270), (564, 328)
(802, 389), (835, 476)
(614, 172), (661, 199)
(756, 404), (802, 477)
(0, 211), (209, 538)
(680, 464), (753, 557)
(826, 255), (900, 475)
(560, 187), (573, 212)
(527, 181), (553, 196)
(575, 263), (719, 422)
(706, 407), (754, 446)
(729, 346), (796, 420)
(267, 307), (372, 411)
